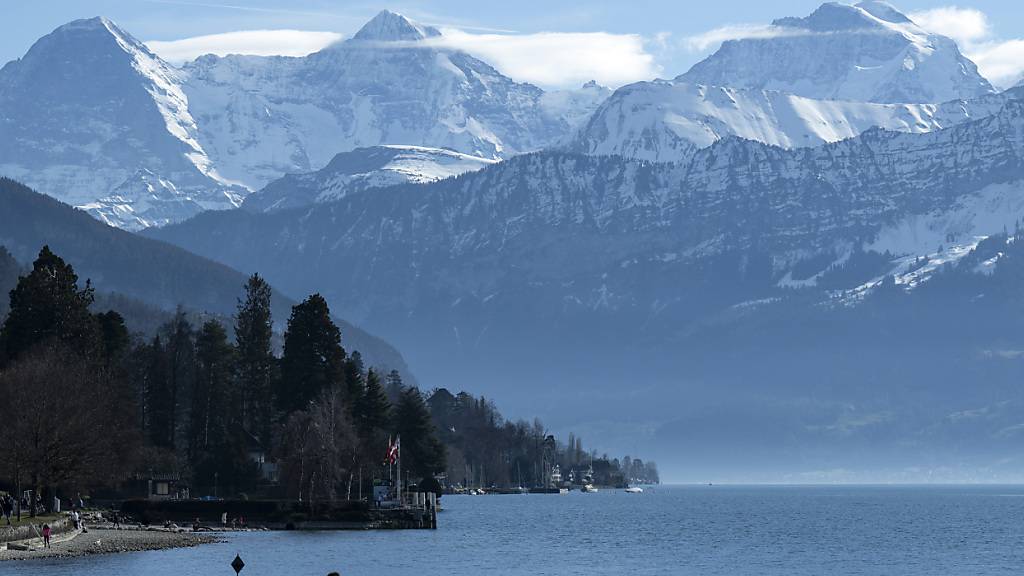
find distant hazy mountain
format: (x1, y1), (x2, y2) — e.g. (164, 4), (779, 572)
(680, 1), (994, 104)
(574, 1), (1007, 163)
(0, 177), (413, 376)
(0, 11), (608, 230)
(148, 99), (1024, 479)
(243, 146), (497, 213)
(573, 81), (1019, 162)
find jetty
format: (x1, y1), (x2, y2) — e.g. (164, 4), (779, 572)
(118, 492), (440, 531)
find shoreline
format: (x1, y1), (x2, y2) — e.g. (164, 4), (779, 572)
(0, 527), (220, 562)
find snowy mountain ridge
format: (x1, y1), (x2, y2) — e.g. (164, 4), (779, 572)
(573, 1), (1006, 163)
(243, 145), (498, 213)
(0, 11), (607, 230)
(680, 1), (994, 104)
(573, 80), (1021, 163)
(0, 16), (247, 231)
(151, 97), (1024, 330)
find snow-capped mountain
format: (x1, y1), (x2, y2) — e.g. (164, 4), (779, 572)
(146, 98), (1024, 470)
(0, 12), (607, 230)
(573, 80), (1020, 162)
(243, 145), (497, 213)
(0, 17), (244, 230)
(680, 1), (994, 104)
(149, 99), (1024, 389)
(179, 10), (604, 192)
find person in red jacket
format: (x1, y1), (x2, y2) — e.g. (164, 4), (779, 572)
(42, 523), (51, 548)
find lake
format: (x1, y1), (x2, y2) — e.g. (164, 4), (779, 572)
(7, 485), (1024, 575)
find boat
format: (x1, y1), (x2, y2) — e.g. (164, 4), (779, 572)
(624, 486), (643, 494)
(581, 484), (598, 493)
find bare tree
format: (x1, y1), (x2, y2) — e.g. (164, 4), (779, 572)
(276, 386), (359, 504)
(0, 344), (131, 516)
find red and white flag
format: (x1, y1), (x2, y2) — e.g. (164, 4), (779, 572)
(385, 435), (400, 464)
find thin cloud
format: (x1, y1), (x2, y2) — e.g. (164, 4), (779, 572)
(147, 30), (343, 62)
(910, 6), (1024, 87)
(684, 24), (805, 52)
(148, 26), (661, 89)
(143, 0), (339, 18)
(908, 6), (990, 46)
(968, 40), (1024, 87)
(426, 29), (661, 89)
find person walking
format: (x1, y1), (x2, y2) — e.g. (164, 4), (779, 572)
(42, 523), (52, 548)
(2, 494), (12, 525)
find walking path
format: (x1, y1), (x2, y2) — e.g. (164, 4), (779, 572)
(0, 526), (218, 561)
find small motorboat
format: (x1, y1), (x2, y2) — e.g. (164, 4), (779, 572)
(624, 486), (643, 494)
(581, 484), (598, 493)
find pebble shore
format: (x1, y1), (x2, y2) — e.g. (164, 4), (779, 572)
(0, 528), (219, 561)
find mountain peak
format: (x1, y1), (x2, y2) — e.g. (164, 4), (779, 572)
(352, 10), (440, 42)
(856, 1), (913, 24)
(681, 1), (994, 104)
(772, 2), (909, 32)
(53, 16), (131, 41)
(39, 16), (150, 58)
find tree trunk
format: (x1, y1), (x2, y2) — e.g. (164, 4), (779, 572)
(15, 471), (21, 522)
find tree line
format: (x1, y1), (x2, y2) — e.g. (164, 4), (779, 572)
(0, 246), (658, 514)
(0, 246), (446, 511)
(427, 389), (659, 488)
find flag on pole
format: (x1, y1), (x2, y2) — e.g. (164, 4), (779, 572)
(385, 435), (399, 465)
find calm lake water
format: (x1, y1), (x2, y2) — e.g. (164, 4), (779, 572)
(8, 485), (1024, 575)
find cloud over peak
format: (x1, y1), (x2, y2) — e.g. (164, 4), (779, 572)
(147, 29), (343, 62)
(909, 6), (1024, 87)
(146, 25), (660, 89)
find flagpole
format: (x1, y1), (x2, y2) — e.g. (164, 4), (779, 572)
(397, 435), (402, 507)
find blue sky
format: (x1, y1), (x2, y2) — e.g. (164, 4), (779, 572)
(6, 1), (1024, 88)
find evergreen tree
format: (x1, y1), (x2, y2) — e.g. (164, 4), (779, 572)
(343, 350), (365, 405)
(146, 334), (172, 448)
(0, 246), (21, 320)
(278, 293), (346, 415)
(95, 310), (130, 366)
(0, 246), (97, 363)
(189, 320), (234, 462)
(356, 368), (391, 438)
(385, 369), (405, 405)
(395, 386), (447, 482)
(234, 274), (276, 445)
(162, 310), (195, 451)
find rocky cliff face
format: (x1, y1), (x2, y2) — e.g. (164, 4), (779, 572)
(242, 145), (497, 213)
(149, 100), (1024, 375)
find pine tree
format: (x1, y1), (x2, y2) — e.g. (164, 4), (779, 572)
(356, 368), (391, 438)
(95, 310), (130, 366)
(189, 320), (234, 462)
(234, 274), (276, 445)
(395, 386), (447, 482)
(162, 310), (195, 451)
(385, 369), (404, 404)
(146, 334), (172, 448)
(0, 245), (97, 363)
(278, 293), (346, 415)
(343, 350), (365, 405)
